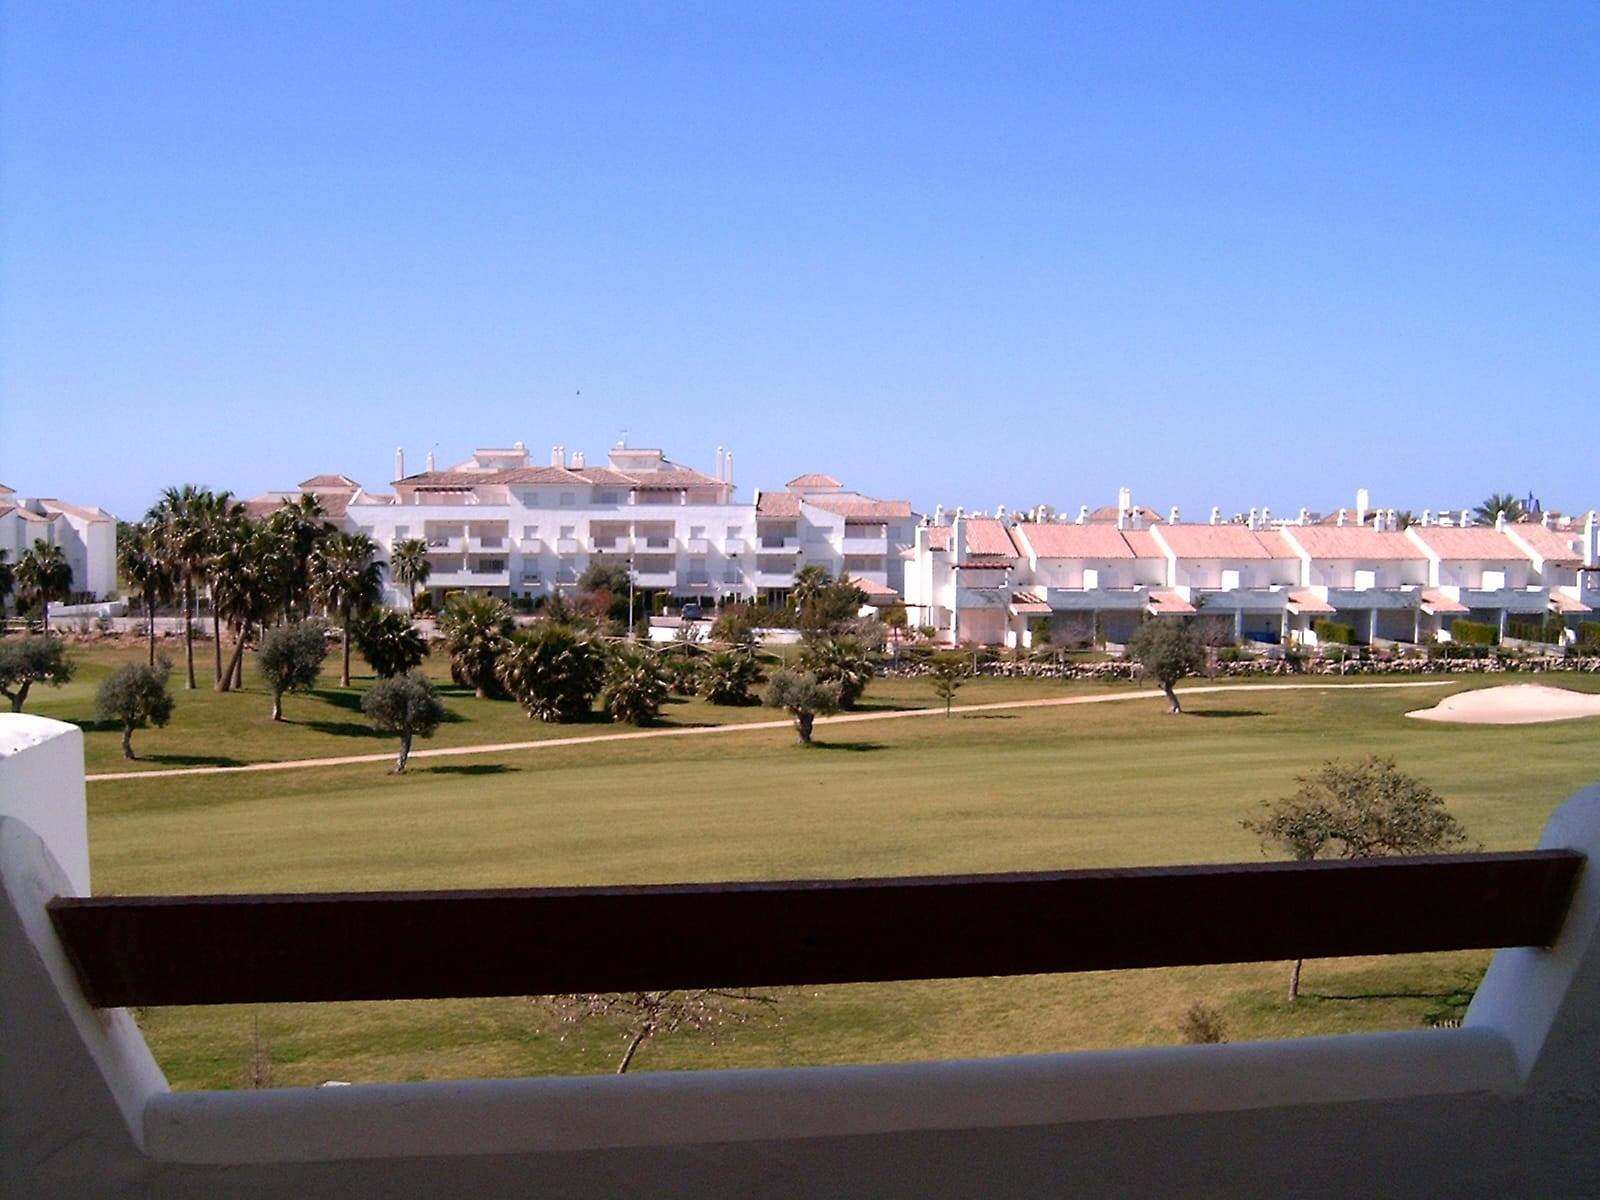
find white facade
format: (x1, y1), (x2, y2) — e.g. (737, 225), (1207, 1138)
(249, 451), (916, 609)
(0, 484), (119, 604)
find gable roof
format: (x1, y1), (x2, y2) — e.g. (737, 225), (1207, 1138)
(1506, 524), (1584, 567)
(34, 499), (114, 523)
(924, 526), (952, 551)
(1282, 526), (1425, 561)
(1407, 526), (1525, 561)
(805, 496), (914, 520)
(787, 473), (842, 489)
(1152, 525), (1294, 560)
(1016, 523), (1135, 560)
(1086, 504), (1164, 524)
(961, 518), (1019, 558)
(756, 491), (803, 517)
(1121, 529), (1165, 558)
(298, 474), (361, 492)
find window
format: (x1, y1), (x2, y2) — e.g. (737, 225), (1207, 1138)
(726, 525), (742, 538)
(1083, 568), (1099, 590)
(1481, 569), (1506, 590)
(690, 525), (706, 539)
(559, 525), (575, 539)
(522, 525), (537, 539)
(723, 563), (742, 584)
(556, 561), (577, 583)
(688, 558), (709, 584)
(394, 526), (409, 539)
(1353, 569), (1376, 592)
(596, 490), (619, 505)
(559, 492), (575, 507)
(1220, 569), (1241, 591)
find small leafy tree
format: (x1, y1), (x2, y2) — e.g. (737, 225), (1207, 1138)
(1125, 618), (1208, 713)
(600, 645), (669, 725)
(353, 609), (429, 678)
(0, 636), (74, 712)
(256, 620), (329, 720)
(763, 668), (842, 745)
(1242, 756), (1472, 1000)
(438, 593), (515, 698)
(496, 623), (607, 722)
(361, 672), (446, 773)
(546, 989), (776, 1074)
(928, 653), (967, 716)
(699, 649), (761, 705)
(798, 635), (877, 709)
(95, 660), (175, 760)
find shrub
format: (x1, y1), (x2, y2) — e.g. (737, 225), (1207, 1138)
(1178, 1002), (1228, 1045)
(1451, 619), (1498, 647)
(600, 646), (668, 725)
(496, 624), (606, 722)
(0, 635), (74, 712)
(762, 668), (842, 745)
(664, 654), (700, 696)
(361, 672), (446, 773)
(710, 604), (759, 648)
(1507, 619), (1564, 645)
(438, 594), (514, 698)
(928, 652), (967, 715)
(95, 659), (175, 760)
(1579, 621), (1600, 653)
(1313, 619), (1357, 646)
(256, 620), (329, 720)
(798, 636), (877, 709)
(353, 609), (429, 678)
(699, 649), (761, 705)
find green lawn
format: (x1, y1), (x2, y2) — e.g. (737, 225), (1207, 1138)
(48, 639), (1600, 1090)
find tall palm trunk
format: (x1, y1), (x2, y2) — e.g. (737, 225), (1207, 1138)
(341, 607), (353, 686)
(212, 599), (224, 684)
(183, 581), (197, 689)
(218, 622), (249, 693)
(146, 591), (157, 666)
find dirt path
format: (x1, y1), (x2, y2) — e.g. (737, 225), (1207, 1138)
(85, 680), (1455, 783)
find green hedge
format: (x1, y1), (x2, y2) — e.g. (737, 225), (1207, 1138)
(1580, 621), (1600, 650)
(1451, 619), (1499, 646)
(1313, 619), (1357, 645)
(1507, 619), (1564, 645)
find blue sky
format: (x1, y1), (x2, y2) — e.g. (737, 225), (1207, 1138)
(2, 3), (1596, 520)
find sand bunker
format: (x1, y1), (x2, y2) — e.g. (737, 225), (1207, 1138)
(1406, 684), (1600, 725)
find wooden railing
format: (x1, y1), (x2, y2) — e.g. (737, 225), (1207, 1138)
(48, 851), (1583, 1009)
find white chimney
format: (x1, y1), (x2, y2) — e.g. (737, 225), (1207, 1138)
(1247, 507), (1258, 531)
(1337, 508), (1347, 527)
(1356, 488), (1370, 525)
(725, 451), (733, 486)
(1460, 509), (1471, 527)
(1169, 506), (1180, 524)
(995, 504), (1007, 520)
(934, 504), (946, 525)
(1421, 509), (1432, 527)
(572, 450), (585, 469)
(715, 446), (724, 481)
(1117, 487), (1132, 523)
(1116, 506), (1127, 530)
(1077, 505), (1088, 525)
(395, 446), (405, 480)
(1298, 508), (1309, 525)
(1261, 506), (1272, 526)
(1585, 512), (1598, 568)
(1209, 506), (1221, 525)
(1495, 510), (1506, 531)
(551, 446), (562, 467)
(1542, 511), (1553, 529)
(952, 514), (966, 564)
(425, 448), (436, 472)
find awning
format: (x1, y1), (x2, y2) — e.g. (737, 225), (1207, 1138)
(1286, 589), (1336, 615)
(1009, 591), (1052, 616)
(1420, 589), (1470, 615)
(1147, 589), (1197, 615)
(1551, 592), (1593, 615)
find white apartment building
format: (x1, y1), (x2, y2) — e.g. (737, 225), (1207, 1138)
(0, 484), (118, 604)
(247, 445), (917, 610)
(904, 490), (1600, 649)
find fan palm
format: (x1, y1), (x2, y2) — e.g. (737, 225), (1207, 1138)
(438, 593), (514, 698)
(210, 519), (280, 691)
(117, 522), (175, 666)
(147, 484), (212, 688)
(311, 531), (384, 686)
(0, 548), (13, 615)
(15, 541), (72, 634)
(390, 538), (432, 608)
(268, 493), (332, 620)
(1473, 493), (1525, 526)
(195, 490), (245, 683)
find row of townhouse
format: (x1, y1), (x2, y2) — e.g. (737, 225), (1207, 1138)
(0, 484), (117, 602)
(903, 504), (1600, 649)
(245, 443), (917, 611)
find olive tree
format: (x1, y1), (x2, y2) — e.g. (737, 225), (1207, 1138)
(0, 636), (74, 712)
(360, 672), (446, 773)
(1242, 756), (1472, 1000)
(1125, 618), (1208, 713)
(95, 660), (175, 760)
(762, 668), (842, 745)
(256, 620), (329, 720)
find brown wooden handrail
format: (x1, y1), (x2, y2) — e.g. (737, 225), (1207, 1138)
(48, 850), (1584, 1008)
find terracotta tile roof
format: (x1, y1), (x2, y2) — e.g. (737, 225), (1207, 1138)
(1283, 527), (1426, 561)
(1086, 505), (1165, 524)
(1551, 592), (1593, 614)
(756, 492), (803, 517)
(1408, 527), (1525, 561)
(570, 468), (637, 486)
(496, 467), (587, 485)
(628, 467), (723, 489)
(1286, 589), (1336, 614)
(242, 496), (294, 520)
(1015, 523), (1134, 559)
(1010, 591), (1052, 615)
(351, 492), (397, 506)
(1507, 524), (1584, 567)
(806, 496), (914, 520)
(0, 505), (14, 520)
(298, 474), (361, 491)
(1121, 529), (1165, 559)
(844, 575), (899, 599)
(1147, 589), (1197, 614)
(787, 473), (842, 489)
(961, 518), (1019, 558)
(1153, 525), (1294, 560)
(1420, 589), (1470, 614)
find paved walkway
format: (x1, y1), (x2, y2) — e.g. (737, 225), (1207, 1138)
(85, 679), (1454, 784)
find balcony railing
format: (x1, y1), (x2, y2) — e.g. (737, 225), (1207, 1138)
(555, 538), (580, 555)
(759, 538), (801, 552)
(685, 537), (711, 554)
(46, 851), (1581, 1007)
(516, 537), (542, 554)
(724, 537), (747, 555)
(468, 536), (506, 552)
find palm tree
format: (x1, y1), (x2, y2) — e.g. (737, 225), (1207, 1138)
(1473, 493), (1525, 526)
(1392, 510), (1417, 531)
(147, 485), (212, 688)
(390, 538), (432, 608)
(268, 493), (331, 620)
(311, 531), (384, 686)
(790, 564), (831, 612)
(117, 522), (174, 666)
(210, 519), (279, 691)
(0, 548), (13, 616)
(15, 541), (72, 633)
(195, 490), (245, 684)
(438, 593), (513, 698)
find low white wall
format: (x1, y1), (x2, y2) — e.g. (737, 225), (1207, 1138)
(3, 715), (1600, 1198)
(0, 716), (89, 895)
